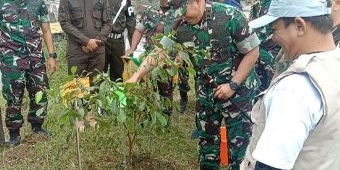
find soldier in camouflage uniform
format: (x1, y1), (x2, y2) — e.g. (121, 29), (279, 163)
(126, 0), (190, 115)
(0, 0), (57, 146)
(58, 0), (112, 85)
(128, 0), (260, 169)
(250, 0), (281, 92)
(177, 1), (260, 169)
(104, 0), (136, 81)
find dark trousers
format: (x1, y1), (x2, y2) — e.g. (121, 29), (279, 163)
(67, 52), (105, 85)
(104, 38), (125, 81)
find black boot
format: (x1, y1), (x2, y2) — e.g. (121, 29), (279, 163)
(31, 123), (52, 137)
(6, 129), (21, 146)
(163, 108), (172, 128)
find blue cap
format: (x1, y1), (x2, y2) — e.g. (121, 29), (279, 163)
(249, 0), (331, 28)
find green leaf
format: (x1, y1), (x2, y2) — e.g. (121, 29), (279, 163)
(97, 99), (103, 107)
(173, 43), (183, 51)
(77, 107), (85, 118)
(36, 107), (45, 117)
(99, 81), (106, 97)
(114, 90), (127, 108)
(124, 82), (136, 92)
(110, 101), (118, 115)
(157, 113), (167, 127)
(117, 109), (126, 123)
(183, 41), (195, 48)
(71, 66), (77, 74)
(178, 51), (190, 62)
(138, 102), (145, 111)
(35, 91), (44, 104)
(59, 112), (70, 123)
(167, 66), (177, 76)
(188, 67), (196, 75)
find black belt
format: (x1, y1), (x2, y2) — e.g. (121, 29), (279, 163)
(108, 33), (123, 39)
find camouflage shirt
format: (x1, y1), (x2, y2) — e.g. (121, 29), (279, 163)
(178, 3), (260, 111)
(250, 0), (280, 56)
(136, 5), (178, 51)
(0, 0), (49, 68)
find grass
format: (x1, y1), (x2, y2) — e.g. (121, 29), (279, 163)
(0, 39), (203, 170)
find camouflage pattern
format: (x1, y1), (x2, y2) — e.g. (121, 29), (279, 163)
(333, 25), (340, 46)
(0, 0), (50, 129)
(136, 5), (179, 50)
(273, 49), (290, 78)
(178, 63), (190, 100)
(136, 5), (190, 114)
(250, 0), (281, 91)
(177, 3), (260, 169)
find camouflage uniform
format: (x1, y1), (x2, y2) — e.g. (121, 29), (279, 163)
(58, 0), (112, 83)
(136, 5), (190, 115)
(177, 3), (260, 169)
(0, 0), (50, 130)
(104, 0), (136, 81)
(250, 0), (280, 91)
(333, 25), (340, 46)
(212, 0), (242, 10)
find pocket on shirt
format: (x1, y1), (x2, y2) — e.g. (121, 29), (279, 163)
(2, 8), (20, 25)
(93, 1), (104, 29)
(69, 1), (84, 28)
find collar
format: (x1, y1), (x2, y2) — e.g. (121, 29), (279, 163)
(192, 4), (212, 29)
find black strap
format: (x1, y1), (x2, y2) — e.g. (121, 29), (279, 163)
(255, 161), (282, 170)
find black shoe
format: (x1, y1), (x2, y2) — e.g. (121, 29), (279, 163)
(6, 130), (21, 146)
(32, 124), (52, 137)
(179, 98), (188, 113)
(191, 129), (199, 139)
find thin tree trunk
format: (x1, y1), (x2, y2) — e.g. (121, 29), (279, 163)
(0, 109), (5, 145)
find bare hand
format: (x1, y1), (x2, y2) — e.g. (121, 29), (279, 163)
(82, 45), (90, 53)
(126, 74), (140, 83)
(213, 83), (235, 100)
(121, 49), (134, 62)
(47, 57), (57, 75)
(86, 39), (99, 52)
(125, 49), (134, 57)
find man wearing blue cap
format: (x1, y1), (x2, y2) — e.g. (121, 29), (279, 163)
(243, 0), (340, 170)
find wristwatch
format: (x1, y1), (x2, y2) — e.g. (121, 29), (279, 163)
(49, 52), (57, 59)
(229, 81), (239, 91)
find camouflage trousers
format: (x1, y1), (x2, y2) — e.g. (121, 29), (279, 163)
(1, 62), (49, 130)
(196, 107), (252, 170)
(157, 63), (190, 115)
(178, 63), (190, 100)
(255, 48), (275, 92)
(157, 79), (174, 116)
